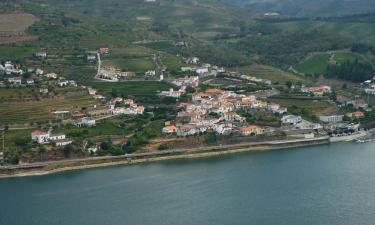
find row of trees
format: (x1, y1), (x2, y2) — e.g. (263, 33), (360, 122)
(325, 59), (374, 82)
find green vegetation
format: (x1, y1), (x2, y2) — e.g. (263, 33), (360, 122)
(55, 118), (133, 143)
(89, 81), (173, 98)
(122, 120), (164, 153)
(326, 60), (375, 82)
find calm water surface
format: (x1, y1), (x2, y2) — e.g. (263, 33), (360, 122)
(1, 142), (375, 225)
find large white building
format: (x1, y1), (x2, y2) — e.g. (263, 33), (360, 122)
(319, 115), (344, 123)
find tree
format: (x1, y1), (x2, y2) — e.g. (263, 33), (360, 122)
(63, 144), (74, 158)
(38, 145), (46, 160)
(286, 81), (293, 89)
(205, 133), (218, 145)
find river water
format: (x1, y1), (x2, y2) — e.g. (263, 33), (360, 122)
(1, 142), (375, 225)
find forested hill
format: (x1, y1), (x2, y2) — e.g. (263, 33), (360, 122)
(222, 0), (375, 17)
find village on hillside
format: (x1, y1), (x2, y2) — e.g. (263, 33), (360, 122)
(1, 47), (375, 165)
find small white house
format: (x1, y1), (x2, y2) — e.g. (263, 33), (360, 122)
(35, 52), (47, 58)
(75, 117), (96, 127)
(7, 77), (22, 85)
(87, 55), (96, 61)
(55, 139), (73, 147)
(26, 79), (35, 85)
(40, 88), (49, 94)
(145, 70), (156, 77)
(31, 130), (51, 143)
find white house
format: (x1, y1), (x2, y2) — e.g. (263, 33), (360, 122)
(160, 88), (183, 98)
(365, 88), (375, 95)
(212, 122), (233, 135)
(196, 67), (209, 75)
(35, 52), (47, 58)
(87, 55), (96, 61)
(45, 73), (58, 79)
(281, 115), (302, 125)
(74, 117), (96, 127)
(31, 130), (69, 144)
(7, 77), (22, 85)
(26, 79), (35, 85)
(58, 80), (69, 87)
(36, 68), (44, 76)
(145, 70), (156, 77)
(40, 88), (49, 94)
(185, 57), (200, 64)
(31, 130), (51, 143)
(88, 88), (97, 95)
(295, 121), (323, 130)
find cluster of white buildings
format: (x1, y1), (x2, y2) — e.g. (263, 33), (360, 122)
(57, 78), (77, 87)
(0, 61), (24, 75)
(281, 115), (322, 130)
(163, 88), (283, 137)
(364, 78), (375, 95)
(109, 97), (145, 115)
(31, 130), (72, 147)
(97, 66), (135, 82)
(181, 57), (225, 77)
(160, 87), (186, 98)
(171, 76), (199, 88)
(301, 85), (332, 96)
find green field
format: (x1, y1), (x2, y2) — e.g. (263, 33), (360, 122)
(333, 52), (364, 64)
(295, 54), (331, 75)
(89, 81), (173, 98)
(109, 57), (155, 73)
(295, 51), (371, 75)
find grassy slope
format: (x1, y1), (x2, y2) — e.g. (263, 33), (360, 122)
(295, 51), (370, 75)
(295, 54), (330, 75)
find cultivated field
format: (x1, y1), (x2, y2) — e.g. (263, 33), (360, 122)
(0, 89), (97, 125)
(236, 64), (303, 83)
(0, 13), (38, 44)
(0, 13), (37, 33)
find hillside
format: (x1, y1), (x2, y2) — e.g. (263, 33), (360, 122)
(1, 0), (375, 79)
(222, 0), (375, 17)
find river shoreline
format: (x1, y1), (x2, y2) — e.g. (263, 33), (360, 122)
(0, 137), (331, 179)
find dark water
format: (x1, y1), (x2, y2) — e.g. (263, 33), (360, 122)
(1, 142), (375, 225)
